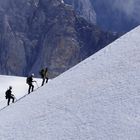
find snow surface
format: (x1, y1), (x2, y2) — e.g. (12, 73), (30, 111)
(0, 76), (41, 109)
(0, 26), (140, 139)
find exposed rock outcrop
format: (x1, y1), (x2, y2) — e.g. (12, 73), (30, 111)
(0, 0), (117, 78)
(64, 0), (96, 24)
(65, 0), (140, 32)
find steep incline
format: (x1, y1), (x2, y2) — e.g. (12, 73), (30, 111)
(0, 26), (139, 139)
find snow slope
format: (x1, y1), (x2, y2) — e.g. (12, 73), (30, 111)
(0, 76), (41, 109)
(0, 26), (140, 139)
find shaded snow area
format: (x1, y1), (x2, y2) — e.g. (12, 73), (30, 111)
(0, 26), (140, 139)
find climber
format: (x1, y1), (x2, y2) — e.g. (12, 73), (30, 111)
(39, 67), (49, 86)
(26, 73), (36, 94)
(5, 86), (15, 106)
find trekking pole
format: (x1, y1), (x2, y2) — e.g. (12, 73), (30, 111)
(35, 81), (39, 89)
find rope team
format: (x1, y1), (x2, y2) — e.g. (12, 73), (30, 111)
(5, 67), (49, 106)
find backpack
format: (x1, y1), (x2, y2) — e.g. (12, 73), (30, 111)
(39, 69), (44, 77)
(5, 90), (9, 99)
(26, 77), (30, 84)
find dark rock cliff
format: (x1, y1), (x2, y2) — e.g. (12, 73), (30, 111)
(0, 0), (117, 78)
(64, 0), (96, 24)
(64, 0), (140, 33)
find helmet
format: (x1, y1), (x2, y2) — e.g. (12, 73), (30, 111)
(31, 73), (34, 76)
(9, 86), (12, 89)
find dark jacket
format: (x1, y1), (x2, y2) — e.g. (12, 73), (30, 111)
(40, 69), (45, 78)
(5, 89), (12, 98)
(27, 76), (33, 85)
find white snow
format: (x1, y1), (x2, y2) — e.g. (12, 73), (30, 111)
(0, 26), (140, 139)
(0, 76), (41, 109)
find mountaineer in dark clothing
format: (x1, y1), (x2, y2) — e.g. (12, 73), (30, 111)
(39, 67), (48, 86)
(5, 86), (15, 106)
(26, 73), (36, 94)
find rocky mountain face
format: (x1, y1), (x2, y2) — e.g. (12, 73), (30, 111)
(64, 0), (96, 24)
(0, 0), (117, 78)
(64, 0), (140, 33)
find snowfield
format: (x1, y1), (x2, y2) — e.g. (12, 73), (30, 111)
(0, 76), (41, 109)
(0, 26), (140, 139)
